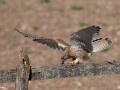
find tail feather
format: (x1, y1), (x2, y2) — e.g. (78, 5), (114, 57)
(92, 38), (112, 52)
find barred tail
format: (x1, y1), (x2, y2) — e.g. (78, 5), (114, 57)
(92, 38), (112, 52)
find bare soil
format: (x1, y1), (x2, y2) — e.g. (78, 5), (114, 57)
(0, 0), (120, 90)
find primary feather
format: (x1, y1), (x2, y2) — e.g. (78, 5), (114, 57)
(15, 29), (67, 51)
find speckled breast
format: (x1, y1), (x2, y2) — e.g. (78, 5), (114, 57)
(70, 46), (87, 58)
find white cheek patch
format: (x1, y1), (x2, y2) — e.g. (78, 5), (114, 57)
(58, 43), (66, 48)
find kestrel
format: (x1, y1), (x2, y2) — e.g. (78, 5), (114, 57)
(15, 25), (112, 65)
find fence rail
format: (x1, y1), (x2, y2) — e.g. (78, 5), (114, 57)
(0, 61), (120, 83)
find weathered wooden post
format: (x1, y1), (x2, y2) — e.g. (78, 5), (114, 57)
(15, 50), (30, 90)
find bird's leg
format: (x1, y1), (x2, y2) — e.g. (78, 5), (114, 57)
(61, 58), (66, 64)
(68, 58), (81, 65)
(61, 55), (71, 64)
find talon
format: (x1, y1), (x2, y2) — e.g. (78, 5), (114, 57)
(68, 61), (75, 65)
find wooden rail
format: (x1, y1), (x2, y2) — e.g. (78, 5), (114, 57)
(0, 61), (120, 83)
(0, 50), (119, 90)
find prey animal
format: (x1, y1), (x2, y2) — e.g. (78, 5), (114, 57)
(15, 25), (112, 65)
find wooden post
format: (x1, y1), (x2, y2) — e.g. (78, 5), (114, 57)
(15, 50), (30, 90)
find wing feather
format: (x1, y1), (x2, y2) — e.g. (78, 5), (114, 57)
(15, 29), (67, 51)
(70, 25), (101, 52)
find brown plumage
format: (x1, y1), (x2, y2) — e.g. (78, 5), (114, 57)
(15, 25), (112, 65)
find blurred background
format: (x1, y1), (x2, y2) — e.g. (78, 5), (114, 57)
(0, 0), (120, 90)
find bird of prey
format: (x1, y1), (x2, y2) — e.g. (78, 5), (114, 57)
(15, 25), (112, 65)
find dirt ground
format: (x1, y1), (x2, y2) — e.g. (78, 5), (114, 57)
(0, 0), (120, 90)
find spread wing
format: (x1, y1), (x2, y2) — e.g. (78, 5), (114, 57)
(15, 29), (69, 51)
(70, 25), (101, 52)
(92, 38), (112, 52)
